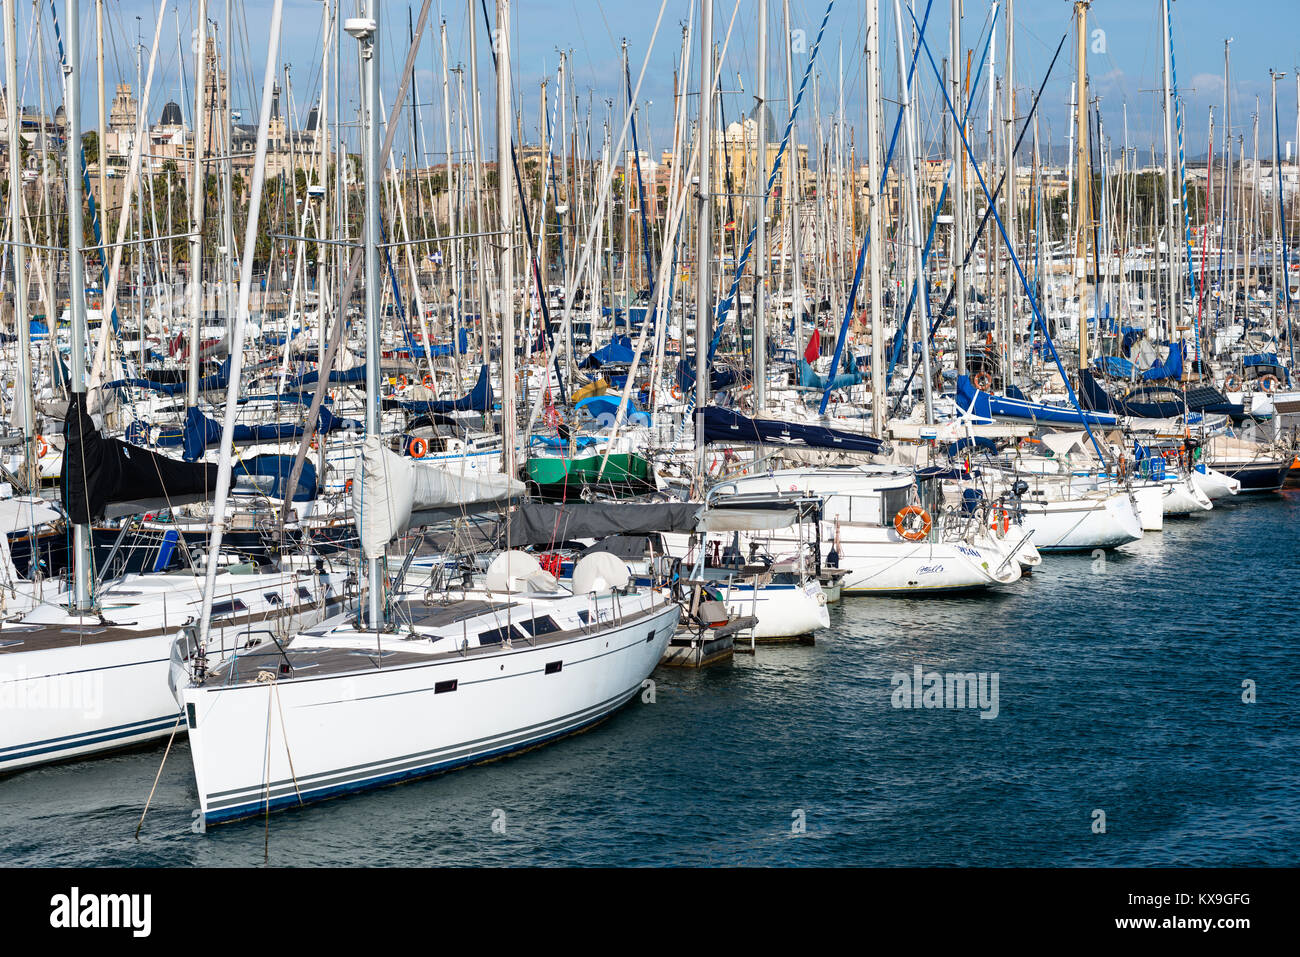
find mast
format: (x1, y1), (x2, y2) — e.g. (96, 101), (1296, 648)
(95, 0), (107, 240)
(1159, 0), (1177, 334)
(781, 0), (800, 351)
(866, 0), (884, 433)
(950, 0), (965, 377)
(1073, 0), (1089, 370)
(361, 0), (383, 628)
(496, 0), (515, 478)
(1221, 38), (1232, 323)
(64, 0), (92, 611)
(440, 19), (461, 365)
(1270, 68), (1289, 355)
(695, 0), (713, 429)
(1003, 0), (1016, 382)
(196, 0), (286, 648)
(186, 2), (209, 410)
(467, 0), (489, 360)
(753, 0), (767, 410)
(5, 0), (32, 487)
(893, 0), (932, 423)
(222, 0), (234, 349)
(37, 9), (55, 349)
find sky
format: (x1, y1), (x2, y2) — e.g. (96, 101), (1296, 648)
(7, 0), (1300, 167)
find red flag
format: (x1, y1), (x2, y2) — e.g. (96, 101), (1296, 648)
(804, 328), (821, 363)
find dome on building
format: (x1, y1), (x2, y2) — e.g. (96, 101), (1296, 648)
(159, 101), (183, 127)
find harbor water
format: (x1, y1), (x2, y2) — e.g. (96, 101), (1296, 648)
(4, 493), (1296, 867)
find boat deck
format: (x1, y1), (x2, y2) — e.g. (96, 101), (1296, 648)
(0, 619), (168, 655)
(200, 598), (670, 688)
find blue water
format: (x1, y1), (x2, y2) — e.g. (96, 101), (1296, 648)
(3, 493), (1297, 866)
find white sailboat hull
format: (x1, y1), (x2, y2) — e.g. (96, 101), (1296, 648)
(717, 579), (829, 638)
(1016, 493), (1143, 551)
(1161, 477), (1214, 515)
(184, 600), (680, 825)
(1189, 465), (1241, 500)
(0, 590), (340, 773)
(1130, 483), (1166, 532)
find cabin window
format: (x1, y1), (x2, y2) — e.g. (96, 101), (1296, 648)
(880, 486), (912, 526)
(435, 679), (458, 694)
(210, 598), (248, 618)
(478, 624), (526, 645)
(298, 587), (313, 601)
(264, 592), (283, 606)
(518, 616), (561, 637)
(545, 661), (563, 675)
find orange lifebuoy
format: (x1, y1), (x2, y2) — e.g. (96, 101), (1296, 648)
(1224, 374), (1240, 391)
(1259, 374), (1279, 392)
(671, 385), (682, 400)
(397, 374), (409, 390)
(422, 373), (434, 388)
(37, 435), (49, 458)
(973, 370), (994, 392)
(345, 478), (353, 494)
(893, 505), (932, 541)
(990, 508), (1010, 536)
(408, 437), (428, 458)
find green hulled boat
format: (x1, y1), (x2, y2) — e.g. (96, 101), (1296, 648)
(524, 451), (654, 501)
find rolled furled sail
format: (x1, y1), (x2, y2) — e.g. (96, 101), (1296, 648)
(286, 363), (369, 388)
(61, 393), (219, 523)
(501, 501), (703, 547)
(701, 406), (886, 454)
(106, 356), (231, 396)
(957, 375), (1119, 426)
(177, 403), (359, 460)
(353, 436), (522, 558)
(394, 364), (493, 415)
(233, 455), (319, 502)
(673, 358), (747, 395)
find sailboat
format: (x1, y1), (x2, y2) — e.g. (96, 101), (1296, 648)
(176, 2), (680, 825)
(0, 2), (344, 773)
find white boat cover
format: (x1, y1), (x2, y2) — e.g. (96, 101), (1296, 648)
(0, 498), (62, 534)
(354, 436), (523, 557)
(571, 552), (631, 595)
(484, 549), (559, 593)
(697, 507), (801, 532)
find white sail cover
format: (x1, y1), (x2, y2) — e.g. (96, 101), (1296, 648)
(353, 436), (523, 557)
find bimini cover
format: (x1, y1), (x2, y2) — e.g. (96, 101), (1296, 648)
(1039, 431), (1089, 457)
(570, 551), (630, 595)
(484, 549), (558, 593)
(697, 507), (800, 532)
(353, 436), (523, 557)
(0, 498), (62, 533)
